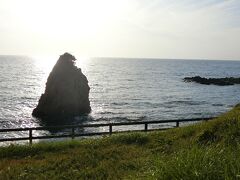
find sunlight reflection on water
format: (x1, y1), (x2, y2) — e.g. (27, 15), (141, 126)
(1, 56), (240, 144)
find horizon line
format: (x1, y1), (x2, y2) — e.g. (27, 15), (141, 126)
(0, 54), (239, 62)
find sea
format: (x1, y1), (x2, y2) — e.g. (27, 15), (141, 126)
(1, 55), (240, 143)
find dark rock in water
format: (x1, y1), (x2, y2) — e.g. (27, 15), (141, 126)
(32, 52), (91, 118)
(184, 76), (240, 86)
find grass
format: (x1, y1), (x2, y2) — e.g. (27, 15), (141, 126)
(1, 104), (240, 179)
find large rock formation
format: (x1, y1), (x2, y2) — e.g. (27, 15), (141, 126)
(32, 53), (91, 118)
(184, 76), (240, 86)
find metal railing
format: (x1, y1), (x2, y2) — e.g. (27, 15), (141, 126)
(0, 117), (214, 144)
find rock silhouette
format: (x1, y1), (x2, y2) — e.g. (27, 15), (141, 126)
(184, 76), (240, 86)
(32, 53), (91, 118)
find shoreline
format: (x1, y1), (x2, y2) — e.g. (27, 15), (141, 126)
(0, 105), (239, 178)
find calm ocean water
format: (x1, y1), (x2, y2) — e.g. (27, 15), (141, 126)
(1, 55), (240, 140)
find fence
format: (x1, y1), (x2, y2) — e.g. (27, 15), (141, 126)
(0, 117), (214, 144)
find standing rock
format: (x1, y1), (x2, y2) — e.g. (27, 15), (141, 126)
(32, 53), (91, 118)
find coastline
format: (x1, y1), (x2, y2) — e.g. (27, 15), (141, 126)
(1, 57), (240, 133)
(0, 105), (240, 179)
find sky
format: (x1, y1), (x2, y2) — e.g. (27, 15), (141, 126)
(0, 0), (240, 60)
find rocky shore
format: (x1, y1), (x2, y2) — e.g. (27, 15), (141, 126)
(184, 76), (240, 86)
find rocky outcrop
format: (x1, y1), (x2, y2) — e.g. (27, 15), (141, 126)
(32, 53), (91, 118)
(184, 76), (240, 86)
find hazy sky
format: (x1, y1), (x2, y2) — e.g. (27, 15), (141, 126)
(0, 0), (240, 60)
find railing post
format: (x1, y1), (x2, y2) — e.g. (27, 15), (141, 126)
(29, 129), (32, 145)
(71, 127), (75, 139)
(176, 121), (179, 127)
(144, 123), (148, 131)
(0, 117), (216, 143)
(109, 124), (112, 135)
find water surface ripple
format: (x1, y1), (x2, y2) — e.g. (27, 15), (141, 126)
(1, 56), (240, 140)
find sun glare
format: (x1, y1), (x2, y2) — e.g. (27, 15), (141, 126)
(33, 55), (90, 75)
(75, 56), (90, 72)
(11, 0), (129, 38)
(33, 56), (57, 74)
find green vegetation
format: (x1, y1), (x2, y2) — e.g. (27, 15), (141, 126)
(1, 105), (240, 179)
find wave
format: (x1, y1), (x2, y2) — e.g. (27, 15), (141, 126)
(94, 116), (147, 123)
(165, 100), (207, 106)
(212, 103), (224, 107)
(111, 102), (129, 106)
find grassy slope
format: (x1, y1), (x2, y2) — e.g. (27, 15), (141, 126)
(1, 105), (240, 179)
